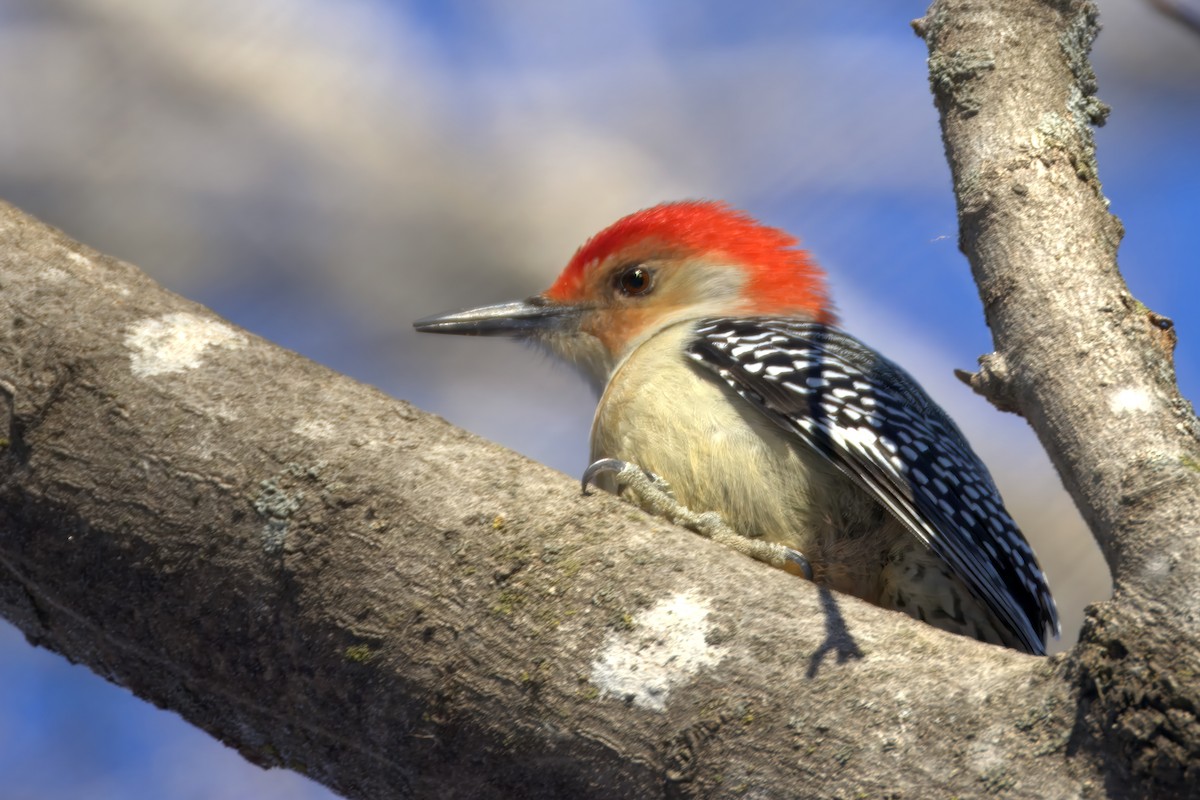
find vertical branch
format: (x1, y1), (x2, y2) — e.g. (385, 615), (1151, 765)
(915, 0), (1200, 614)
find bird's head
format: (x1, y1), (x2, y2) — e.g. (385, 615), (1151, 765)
(414, 201), (835, 389)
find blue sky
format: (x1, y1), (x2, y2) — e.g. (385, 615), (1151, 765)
(0, 1), (1196, 797)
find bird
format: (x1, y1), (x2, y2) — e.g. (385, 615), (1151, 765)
(414, 200), (1059, 654)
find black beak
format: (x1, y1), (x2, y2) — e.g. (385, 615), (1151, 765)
(413, 297), (580, 337)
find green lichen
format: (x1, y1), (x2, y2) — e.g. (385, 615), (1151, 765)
(1036, 110), (1102, 184)
(252, 462), (326, 554)
(1058, 1), (1109, 127)
(254, 478), (303, 554)
(344, 644), (376, 663)
(492, 589), (526, 616)
(927, 49), (995, 117)
(530, 599), (567, 631)
(981, 764), (1016, 793)
(1057, 1), (1110, 192)
(576, 671), (602, 701)
(521, 659), (549, 687)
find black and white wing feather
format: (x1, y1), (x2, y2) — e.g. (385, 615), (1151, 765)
(687, 317), (1059, 655)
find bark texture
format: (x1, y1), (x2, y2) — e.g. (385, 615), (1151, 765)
(0, 0), (1194, 798)
(918, 0), (1200, 795)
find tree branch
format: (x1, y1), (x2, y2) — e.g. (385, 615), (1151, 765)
(918, 1), (1200, 792)
(0, 200), (1085, 797)
(917, 0), (1200, 604)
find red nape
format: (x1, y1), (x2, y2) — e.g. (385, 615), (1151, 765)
(545, 201), (836, 322)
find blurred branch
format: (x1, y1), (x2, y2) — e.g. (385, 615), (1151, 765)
(1147, 0), (1200, 37)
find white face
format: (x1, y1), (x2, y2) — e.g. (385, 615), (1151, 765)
(535, 255), (750, 389)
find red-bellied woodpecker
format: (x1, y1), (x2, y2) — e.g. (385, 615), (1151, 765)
(414, 201), (1059, 654)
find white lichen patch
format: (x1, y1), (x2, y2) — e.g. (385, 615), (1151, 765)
(292, 419), (337, 440)
(41, 266), (69, 283)
(126, 312), (247, 377)
(1142, 552), (1178, 583)
(590, 593), (726, 712)
(1110, 387), (1152, 414)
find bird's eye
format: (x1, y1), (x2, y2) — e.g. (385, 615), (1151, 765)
(617, 266), (653, 297)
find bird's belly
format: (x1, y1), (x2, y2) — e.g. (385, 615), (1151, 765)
(590, 350), (895, 600)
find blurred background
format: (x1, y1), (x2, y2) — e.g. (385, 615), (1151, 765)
(0, 0), (1196, 797)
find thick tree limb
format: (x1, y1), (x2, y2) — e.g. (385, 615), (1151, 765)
(0, 199), (1095, 799)
(0, 202), (1078, 798)
(0, 1), (1196, 797)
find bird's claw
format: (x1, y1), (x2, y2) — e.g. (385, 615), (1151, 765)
(581, 458), (673, 499)
(783, 547), (814, 581)
(581, 458), (628, 494)
(581, 457), (813, 583)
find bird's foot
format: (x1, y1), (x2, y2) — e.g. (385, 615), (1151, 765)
(581, 458), (812, 580)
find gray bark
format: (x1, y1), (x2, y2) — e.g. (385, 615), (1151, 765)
(918, 0), (1200, 794)
(0, 0), (1195, 798)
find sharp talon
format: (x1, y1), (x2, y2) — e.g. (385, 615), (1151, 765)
(783, 548), (814, 581)
(581, 458), (630, 494)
